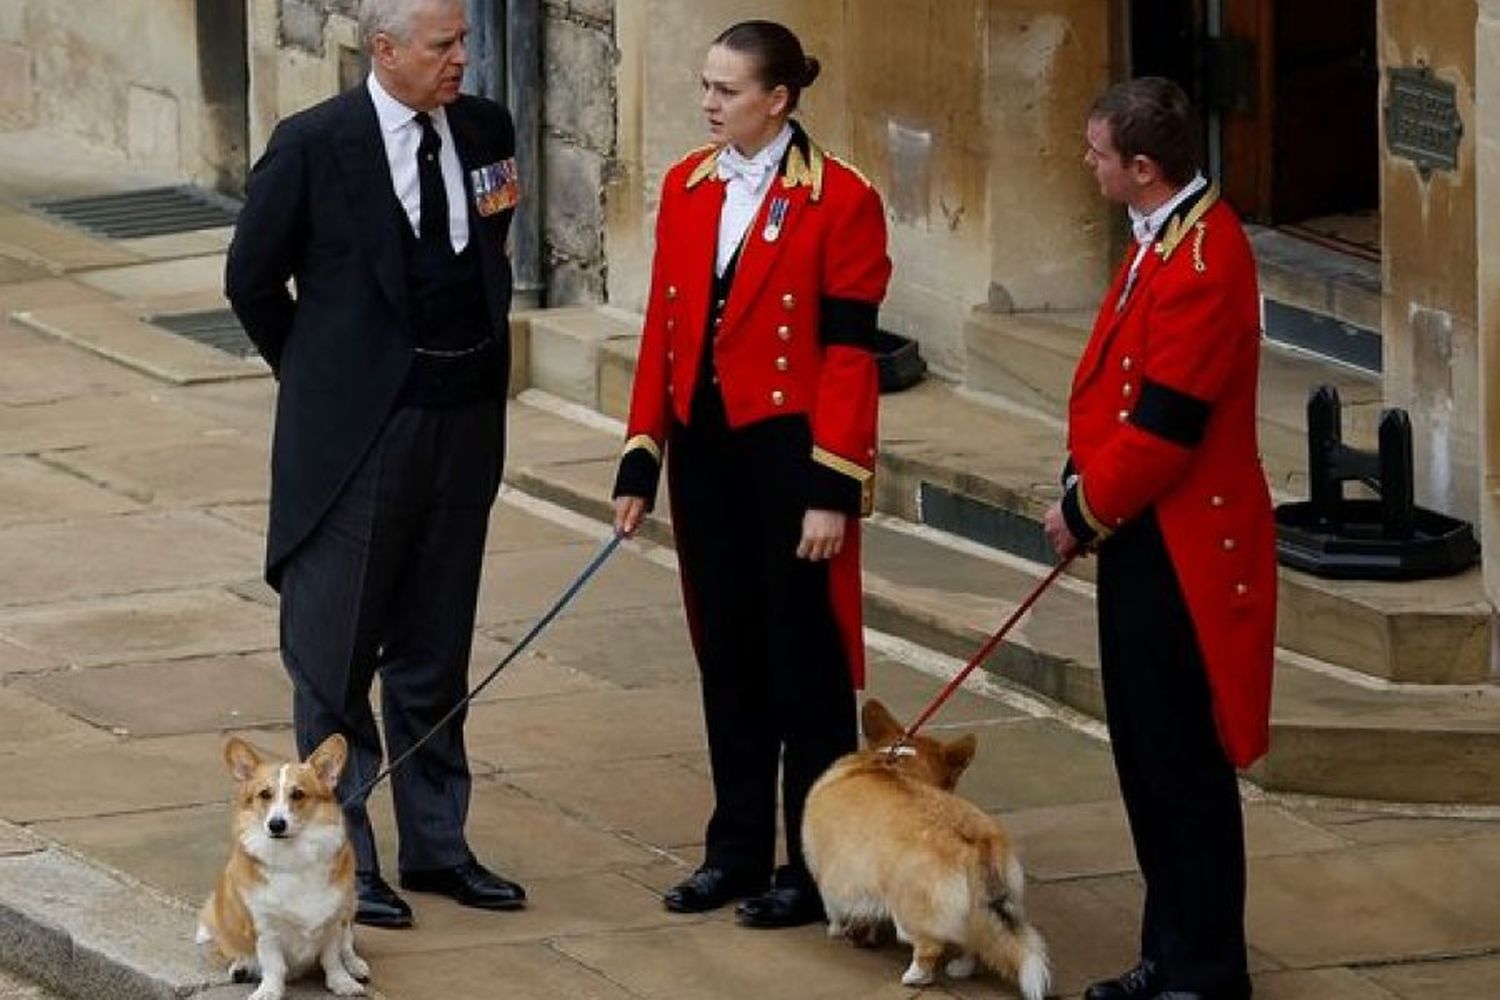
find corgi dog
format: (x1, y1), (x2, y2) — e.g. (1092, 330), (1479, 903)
(802, 699), (1050, 998)
(196, 734), (369, 1000)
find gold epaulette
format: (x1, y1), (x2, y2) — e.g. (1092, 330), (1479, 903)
(1155, 183), (1219, 266)
(825, 152), (873, 189)
(781, 141), (826, 201)
(684, 144), (723, 189)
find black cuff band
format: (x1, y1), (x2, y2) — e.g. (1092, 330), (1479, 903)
(612, 449), (661, 508)
(820, 296), (879, 349)
(1132, 378), (1211, 447)
(808, 460), (863, 516)
(1061, 485), (1099, 547)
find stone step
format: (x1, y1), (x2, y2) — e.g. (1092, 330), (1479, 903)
(962, 305), (1385, 497)
(501, 396), (1500, 806)
(521, 306), (1490, 687)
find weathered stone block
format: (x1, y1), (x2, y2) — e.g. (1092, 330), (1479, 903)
(543, 16), (615, 151)
(0, 42), (33, 128)
(548, 258), (605, 305)
(279, 0), (328, 55)
(544, 138), (605, 262)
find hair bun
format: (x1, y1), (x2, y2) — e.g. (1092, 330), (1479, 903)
(802, 55), (821, 88)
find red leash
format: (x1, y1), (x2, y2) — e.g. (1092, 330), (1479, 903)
(898, 551), (1078, 743)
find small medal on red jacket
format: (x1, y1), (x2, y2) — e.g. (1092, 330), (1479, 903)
(762, 196), (789, 242)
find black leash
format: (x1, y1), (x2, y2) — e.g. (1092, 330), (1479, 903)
(341, 531), (624, 807)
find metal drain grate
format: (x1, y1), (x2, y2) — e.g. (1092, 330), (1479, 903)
(32, 185), (241, 239)
(149, 308), (257, 359)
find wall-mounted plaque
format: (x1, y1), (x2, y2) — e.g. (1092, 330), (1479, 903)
(1385, 66), (1463, 176)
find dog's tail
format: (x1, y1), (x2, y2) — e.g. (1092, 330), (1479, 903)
(971, 849), (1050, 1000)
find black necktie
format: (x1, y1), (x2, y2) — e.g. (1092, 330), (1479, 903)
(413, 111), (448, 248)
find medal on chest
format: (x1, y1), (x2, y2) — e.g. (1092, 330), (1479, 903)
(762, 196), (789, 243)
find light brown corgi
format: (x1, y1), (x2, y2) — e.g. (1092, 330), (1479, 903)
(802, 699), (1050, 997)
(196, 734), (369, 1000)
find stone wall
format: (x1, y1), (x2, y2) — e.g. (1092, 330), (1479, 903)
(0, 0), (246, 190)
(605, 0), (1111, 376)
(542, 0), (615, 305)
(1476, 0), (1500, 604)
(1378, 0), (1480, 521)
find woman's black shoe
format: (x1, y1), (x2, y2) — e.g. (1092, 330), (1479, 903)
(663, 866), (766, 913)
(734, 884), (825, 928)
(1084, 960), (1162, 1000)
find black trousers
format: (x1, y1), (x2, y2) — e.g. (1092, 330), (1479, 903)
(1096, 512), (1248, 992)
(668, 402), (857, 888)
(278, 400), (503, 874)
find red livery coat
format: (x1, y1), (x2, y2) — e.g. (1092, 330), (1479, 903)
(1062, 187), (1276, 767)
(620, 129), (892, 685)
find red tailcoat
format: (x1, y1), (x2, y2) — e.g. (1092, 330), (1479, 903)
(1061, 187), (1276, 767)
(620, 129), (892, 685)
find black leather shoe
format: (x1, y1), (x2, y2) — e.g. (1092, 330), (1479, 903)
(1084, 960), (1162, 1000)
(1154, 979), (1252, 1000)
(663, 866), (766, 913)
(400, 859), (527, 910)
(355, 871), (413, 929)
(734, 883), (825, 928)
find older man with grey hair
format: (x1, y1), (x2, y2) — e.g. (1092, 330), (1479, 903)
(226, 0), (524, 928)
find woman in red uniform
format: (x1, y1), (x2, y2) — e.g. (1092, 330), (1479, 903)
(612, 20), (891, 929)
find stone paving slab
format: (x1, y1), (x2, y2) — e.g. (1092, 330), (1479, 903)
(454, 779), (664, 880)
(0, 636), (61, 677)
(0, 208), (140, 271)
(1363, 955), (1500, 998)
(0, 966), (57, 999)
(13, 301), (266, 385)
(0, 276), (113, 317)
(1249, 967), (1401, 999)
(0, 334), (157, 406)
(0, 511), (262, 607)
(0, 588), (276, 669)
(474, 540), (682, 625)
(9, 650), (292, 737)
(0, 391), (225, 456)
(72, 254), (226, 299)
(479, 603), (698, 691)
(115, 227), (233, 261)
(357, 872), (673, 955)
(0, 731), (244, 824)
(0, 684), (115, 752)
(944, 717), (1120, 814)
(504, 756), (715, 851)
(1245, 834), (1500, 967)
(46, 435), (268, 507)
(549, 917), (922, 1000)
(0, 255), (48, 285)
(465, 684), (706, 773)
(0, 455), (140, 526)
(486, 495), (591, 553)
(366, 941), (638, 1000)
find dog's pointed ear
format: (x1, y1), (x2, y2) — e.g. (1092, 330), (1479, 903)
(941, 734), (977, 788)
(223, 737), (262, 781)
(307, 733), (348, 790)
(860, 698), (903, 745)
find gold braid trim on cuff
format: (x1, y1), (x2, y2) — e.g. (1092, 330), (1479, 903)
(622, 434), (662, 463)
(812, 446), (873, 482)
(1076, 479), (1113, 540)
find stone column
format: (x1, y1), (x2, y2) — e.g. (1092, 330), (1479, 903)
(1477, 0), (1500, 612)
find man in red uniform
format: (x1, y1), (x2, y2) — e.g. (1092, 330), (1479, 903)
(1042, 78), (1275, 1000)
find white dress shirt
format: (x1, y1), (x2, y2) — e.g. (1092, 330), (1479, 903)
(715, 123), (794, 276)
(367, 73), (469, 253)
(1117, 172), (1208, 310)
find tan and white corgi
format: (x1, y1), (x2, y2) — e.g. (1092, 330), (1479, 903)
(196, 733), (369, 1000)
(802, 699), (1050, 998)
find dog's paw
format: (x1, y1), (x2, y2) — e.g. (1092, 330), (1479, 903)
(247, 983), (284, 1000)
(900, 961), (935, 987)
(343, 952), (371, 981)
(325, 971), (366, 996)
(945, 953), (977, 979)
